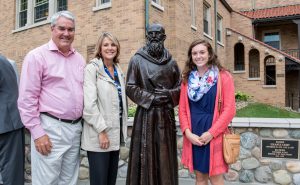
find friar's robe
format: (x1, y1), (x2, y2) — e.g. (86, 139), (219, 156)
(126, 47), (181, 185)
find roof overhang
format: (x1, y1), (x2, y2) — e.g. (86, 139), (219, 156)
(253, 15), (300, 24)
(220, 0), (233, 12)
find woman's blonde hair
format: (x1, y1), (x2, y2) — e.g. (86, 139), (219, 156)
(94, 32), (120, 64)
(182, 39), (224, 83)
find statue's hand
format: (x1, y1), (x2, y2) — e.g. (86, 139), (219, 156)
(152, 94), (170, 106)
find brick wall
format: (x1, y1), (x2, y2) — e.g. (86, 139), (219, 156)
(227, 31), (286, 107)
(0, 0), (146, 73)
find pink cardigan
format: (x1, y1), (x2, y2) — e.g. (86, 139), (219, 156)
(179, 70), (236, 176)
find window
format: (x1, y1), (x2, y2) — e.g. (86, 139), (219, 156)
(57, 0), (67, 11)
(263, 32), (280, 49)
(19, 0), (28, 27)
(264, 56), (276, 85)
(203, 3), (211, 36)
(16, 0), (67, 29)
(93, 0), (111, 11)
(234, 43), (245, 71)
(249, 49), (260, 78)
(152, 0), (161, 4)
(217, 15), (222, 43)
(151, 0), (164, 11)
(191, 0), (196, 27)
(34, 0), (48, 23)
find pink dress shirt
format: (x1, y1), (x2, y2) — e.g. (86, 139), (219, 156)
(179, 70), (236, 176)
(18, 40), (85, 140)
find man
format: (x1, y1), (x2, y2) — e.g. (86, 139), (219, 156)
(126, 24), (181, 185)
(0, 55), (24, 185)
(18, 11), (85, 185)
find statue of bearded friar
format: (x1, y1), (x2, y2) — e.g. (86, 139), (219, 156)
(126, 23), (181, 185)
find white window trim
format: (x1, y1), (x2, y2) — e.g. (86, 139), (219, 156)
(14, 0), (63, 32)
(191, 25), (197, 31)
(203, 2), (211, 36)
(217, 14), (223, 44)
(93, 0), (112, 12)
(151, 1), (164, 11)
(191, 0), (196, 27)
(204, 32), (213, 40)
(233, 70), (246, 74)
(262, 29), (281, 50)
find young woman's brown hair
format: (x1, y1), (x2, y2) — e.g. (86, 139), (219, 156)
(182, 39), (224, 83)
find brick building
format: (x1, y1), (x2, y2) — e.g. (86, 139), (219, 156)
(1, 0), (300, 110)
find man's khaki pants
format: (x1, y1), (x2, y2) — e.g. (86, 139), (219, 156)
(31, 114), (82, 185)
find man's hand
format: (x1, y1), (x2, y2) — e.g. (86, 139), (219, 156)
(34, 135), (52, 156)
(99, 131), (110, 149)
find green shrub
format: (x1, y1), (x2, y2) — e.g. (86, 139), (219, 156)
(235, 91), (249, 101)
(128, 105), (136, 117)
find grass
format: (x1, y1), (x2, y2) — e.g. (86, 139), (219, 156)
(236, 102), (300, 118)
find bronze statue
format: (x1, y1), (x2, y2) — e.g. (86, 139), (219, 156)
(126, 24), (180, 185)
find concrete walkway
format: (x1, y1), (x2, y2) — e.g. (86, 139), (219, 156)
(23, 177), (276, 185)
(76, 178), (271, 185)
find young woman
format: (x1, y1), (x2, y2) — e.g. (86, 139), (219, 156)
(179, 39), (236, 185)
(81, 32), (127, 185)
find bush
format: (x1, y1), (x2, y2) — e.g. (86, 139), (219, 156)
(128, 105), (136, 117)
(235, 91), (249, 101)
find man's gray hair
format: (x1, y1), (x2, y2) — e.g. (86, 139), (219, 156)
(50, 11), (75, 27)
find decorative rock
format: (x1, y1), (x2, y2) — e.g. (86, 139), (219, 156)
(177, 137), (183, 149)
(293, 173), (300, 185)
(273, 129), (289, 138)
(290, 130), (300, 139)
(251, 147), (261, 159)
(260, 158), (271, 165)
(176, 127), (183, 136)
(286, 161), (300, 173)
(242, 157), (260, 170)
(24, 170), (32, 183)
(79, 167), (89, 180)
(120, 146), (129, 160)
(224, 169), (239, 181)
(240, 132), (258, 149)
(25, 133), (31, 145)
(127, 127), (132, 137)
(80, 150), (87, 157)
(230, 160), (242, 171)
(80, 157), (89, 168)
(235, 128), (247, 134)
(118, 165), (128, 178)
(118, 160), (125, 167)
(239, 170), (254, 183)
(178, 157), (183, 170)
(178, 169), (190, 178)
(255, 166), (272, 183)
(125, 138), (131, 148)
(259, 128), (272, 138)
(273, 170), (292, 185)
(270, 160), (282, 171)
(239, 147), (251, 159)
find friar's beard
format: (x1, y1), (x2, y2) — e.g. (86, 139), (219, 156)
(146, 41), (164, 60)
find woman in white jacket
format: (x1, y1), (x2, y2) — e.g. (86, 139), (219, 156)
(81, 32), (127, 185)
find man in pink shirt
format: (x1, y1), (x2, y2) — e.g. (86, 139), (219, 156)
(18, 11), (85, 185)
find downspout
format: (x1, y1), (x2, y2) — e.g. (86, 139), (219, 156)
(145, 0), (149, 37)
(214, 0), (217, 53)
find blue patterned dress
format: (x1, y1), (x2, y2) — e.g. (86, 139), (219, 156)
(189, 83), (217, 173)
